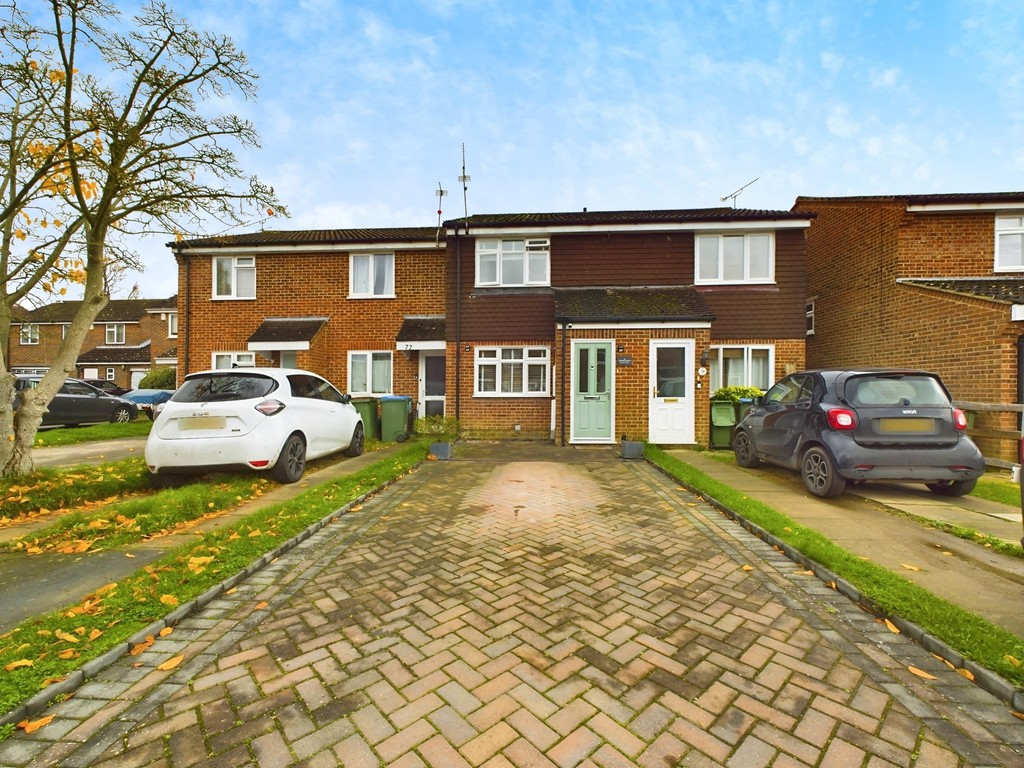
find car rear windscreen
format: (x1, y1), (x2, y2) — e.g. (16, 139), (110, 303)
(846, 375), (949, 407)
(172, 373), (278, 403)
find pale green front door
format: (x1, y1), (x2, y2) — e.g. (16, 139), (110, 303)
(572, 341), (613, 442)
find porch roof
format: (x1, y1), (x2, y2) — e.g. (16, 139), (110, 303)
(552, 286), (715, 323)
(77, 341), (152, 364)
(247, 317), (328, 351)
(897, 277), (1024, 303)
(396, 316), (446, 351)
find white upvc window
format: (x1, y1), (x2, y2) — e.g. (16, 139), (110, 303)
(20, 324), (39, 345)
(709, 345), (774, 392)
(350, 253), (395, 298)
(349, 351), (392, 395)
(105, 367), (116, 380)
(213, 256), (256, 299)
(475, 346), (550, 396)
(995, 216), (1024, 271)
(476, 239), (550, 287)
(212, 351), (256, 368)
(806, 300), (815, 336)
(168, 312), (178, 338)
(696, 233), (774, 284)
(106, 323), (125, 344)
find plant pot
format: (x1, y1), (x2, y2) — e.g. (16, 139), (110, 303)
(621, 440), (644, 460)
(430, 441), (453, 460)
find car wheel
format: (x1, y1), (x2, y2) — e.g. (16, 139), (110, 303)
(801, 446), (846, 498)
(733, 430), (760, 468)
(343, 422), (365, 458)
(926, 479), (977, 497)
(271, 434), (306, 484)
(111, 405), (133, 423)
(149, 472), (188, 489)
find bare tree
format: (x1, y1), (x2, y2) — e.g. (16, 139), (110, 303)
(0, 0), (284, 477)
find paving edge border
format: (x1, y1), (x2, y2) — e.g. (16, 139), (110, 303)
(648, 459), (1024, 714)
(0, 467), (417, 730)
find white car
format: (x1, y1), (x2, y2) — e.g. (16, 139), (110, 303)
(145, 368), (364, 486)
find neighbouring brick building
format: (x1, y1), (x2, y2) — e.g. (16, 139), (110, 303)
(793, 192), (1024, 463)
(9, 297), (179, 389)
(171, 206), (814, 446)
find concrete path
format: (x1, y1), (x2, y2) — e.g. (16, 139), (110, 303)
(1, 442), (1020, 767)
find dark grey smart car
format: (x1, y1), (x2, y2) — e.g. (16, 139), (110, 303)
(732, 369), (985, 498)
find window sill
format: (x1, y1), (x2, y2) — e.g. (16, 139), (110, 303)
(473, 392), (550, 398)
(347, 294), (397, 300)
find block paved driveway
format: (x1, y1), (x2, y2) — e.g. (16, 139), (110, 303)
(2, 442), (1022, 768)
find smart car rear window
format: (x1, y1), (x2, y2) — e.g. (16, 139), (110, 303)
(173, 373), (278, 403)
(847, 375), (949, 407)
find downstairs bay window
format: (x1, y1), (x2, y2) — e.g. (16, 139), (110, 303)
(475, 346), (550, 396)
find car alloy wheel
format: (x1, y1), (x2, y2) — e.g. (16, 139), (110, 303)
(271, 434), (306, 484)
(801, 446), (846, 498)
(733, 430), (760, 468)
(343, 422), (365, 458)
(112, 405), (133, 423)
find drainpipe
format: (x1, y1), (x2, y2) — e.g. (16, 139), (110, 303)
(454, 226), (462, 420)
(1017, 334), (1024, 548)
(182, 251), (190, 379)
(559, 320), (569, 446)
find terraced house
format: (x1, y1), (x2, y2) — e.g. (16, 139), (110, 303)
(9, 297), (179, 389)
(171, 205), (814, 447)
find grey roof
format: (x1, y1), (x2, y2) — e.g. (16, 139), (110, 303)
(796, 192), (1024, 206)
(553, 286), (715, 323)
(77, 341), (152, 365)
(18, 298), (177, 324)
(396, 316), (446, 342)
(247, 317), (329, 344)
(447, 207), (811, 229)
(898, 277), (1024, 303)
(173, 228), (440, 250)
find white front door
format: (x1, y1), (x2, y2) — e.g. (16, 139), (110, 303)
(418, 352), (445, 419)
(648, 340), (695, 444)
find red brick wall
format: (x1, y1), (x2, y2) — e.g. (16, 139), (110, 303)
(177, 247), (446, 399)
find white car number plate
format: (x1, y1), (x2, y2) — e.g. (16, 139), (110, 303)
(180, 415), (227, 430)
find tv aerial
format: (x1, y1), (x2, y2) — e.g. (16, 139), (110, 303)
(720, 177), (759, 208)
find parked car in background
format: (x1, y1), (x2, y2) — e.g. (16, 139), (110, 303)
(82, 379), (130, 397)
(732, 369), (985, 498)
(14, 376), (139, 427)
(145, 368), (364, 486)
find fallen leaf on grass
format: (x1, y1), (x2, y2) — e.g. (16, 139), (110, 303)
(4, 659), (32, 671)
(58, 650), (78, 660)
(55, 630), (79, 643)
(18, 715), (53, 734)
(160, 594), (179, 607)
(908, 666), (937, 680)
(157, 655), (183, 671)
(1004, 655), (1022, 667)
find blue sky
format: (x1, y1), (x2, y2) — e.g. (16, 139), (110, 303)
(111, 0), (1024, 297)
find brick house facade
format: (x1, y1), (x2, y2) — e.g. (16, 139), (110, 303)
(443, 208), (813, 445)
(793, 192), (1024, 462)
(9, 298), (179, 389)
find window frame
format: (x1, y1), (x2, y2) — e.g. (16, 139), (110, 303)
(168, 312), (178, 339)
(213, 255), (256, 299)
(348, 351), (393, 395)
(105, 367), (116, 381)
(106, 323), (126, 345)
(475, 238), (550, 287)
(19, 324), (39, 345)
(806, 300), (815, 336)
(695, 232), (775, 285)
(709, 345), (775, 392)
(474, 346), (550, 397)
(212, 351), (256, 369)
(995, 215), (1024, 272)
(349, 252), (396, 298)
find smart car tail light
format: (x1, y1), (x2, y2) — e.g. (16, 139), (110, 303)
(254, 399), (286, 416)
(826, 408), (857, 430)
(953, 408), (968, 431)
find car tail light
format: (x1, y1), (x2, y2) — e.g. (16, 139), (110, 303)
(953, 408), (968, 431)
(254, 399), (286, 416)
(826, 408), (857, 430)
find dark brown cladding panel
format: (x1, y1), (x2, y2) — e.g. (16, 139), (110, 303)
(551, 232), (694, 286)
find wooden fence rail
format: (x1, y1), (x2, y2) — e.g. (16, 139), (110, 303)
(954, 401), (1023, 471)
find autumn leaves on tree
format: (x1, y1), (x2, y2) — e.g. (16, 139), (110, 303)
(0, 0), (284, 477)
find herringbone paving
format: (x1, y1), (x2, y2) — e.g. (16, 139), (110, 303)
(1, 442), (1021, 767)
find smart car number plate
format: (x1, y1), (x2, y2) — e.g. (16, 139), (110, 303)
(180, 416), (227, 430)
(877, 417), (933, 434)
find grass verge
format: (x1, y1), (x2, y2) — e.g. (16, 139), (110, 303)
(0, 441), (428, 724)
(646, 446), (1024, 690)
(31, 420), (153, 447)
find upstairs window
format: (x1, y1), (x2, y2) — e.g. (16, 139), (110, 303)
(168, 312), (178, 338)
(350, 253), (395, 297)
(806, 300), (815, 336)
(213, 256), (256, 299)
(996, 216), (1024, 271)
(696, 233), (774, 284)
(20, 324), (39, 345)
(476, 239), (550, 287)
(106, 323), (125, 344)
